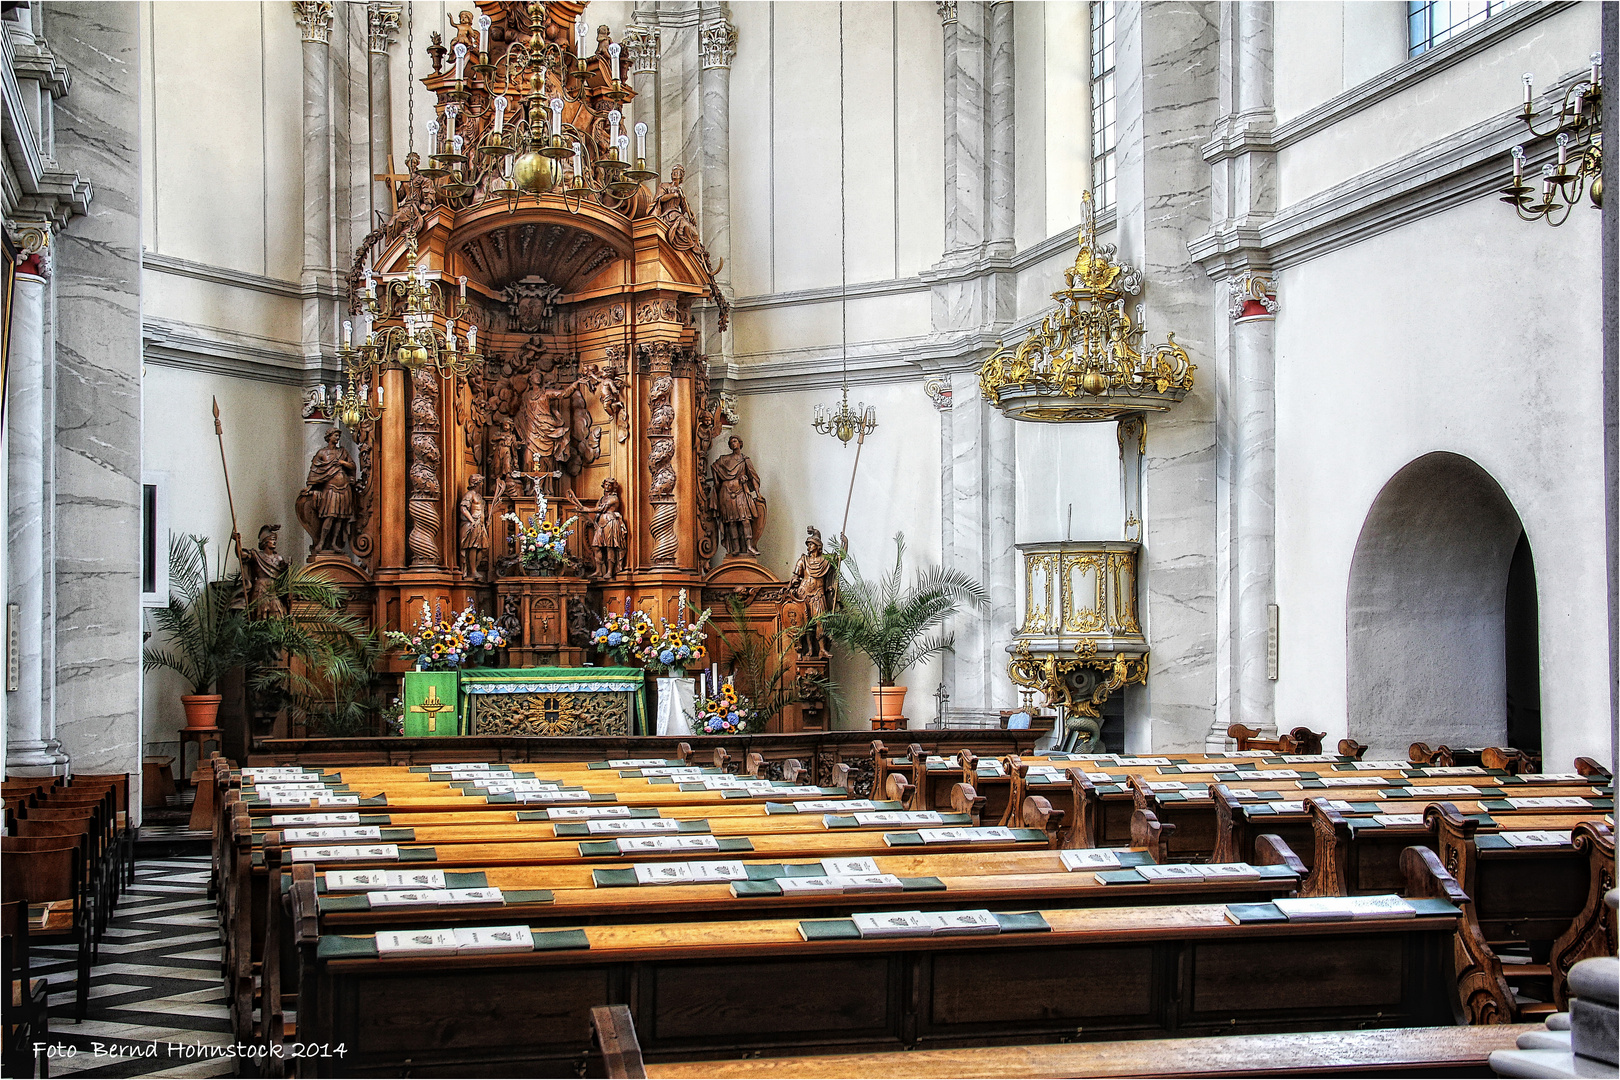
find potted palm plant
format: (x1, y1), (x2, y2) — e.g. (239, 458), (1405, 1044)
(821, 533), (987, 728)
(143, 535), (245, 728)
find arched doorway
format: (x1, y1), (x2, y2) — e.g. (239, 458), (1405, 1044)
(1346, 453), (1538, 755)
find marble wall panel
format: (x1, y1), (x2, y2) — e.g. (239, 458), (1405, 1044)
(47, 2), (145, 783)
(894, 0), (945, 276)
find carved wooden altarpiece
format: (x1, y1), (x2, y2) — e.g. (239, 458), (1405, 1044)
(305, 1), (819, 731)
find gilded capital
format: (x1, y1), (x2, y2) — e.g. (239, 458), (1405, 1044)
(938, 1), (958, 26)
(6, 220), (52, 280)
(1229, 272), (1278, 321)
(293, 0), (334, 45)
(698, 19), (736, 71)
(367, 3), (401, 54)
(623, 25), (660, 76)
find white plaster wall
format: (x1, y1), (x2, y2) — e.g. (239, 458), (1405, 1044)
(1274, 1), (1406, 125)
(1014, 422), (1123, 546)
(140, 367), (308, 756)
(730, 382), (943, 728)
(1273, 194), (1606, 770)
(1278, 4), (1598, 204)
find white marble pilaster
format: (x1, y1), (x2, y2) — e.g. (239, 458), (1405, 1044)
(1115, 1), (1222, 752)
(301, 4), (335, 373)
(367, 3), (400, 223)
(1232, 294), (1276, 733)
(6, 269), (64, 773)
(697, 3), (733, 363)
(44, 2), (143, 792)
(986, 1), (1015, 252)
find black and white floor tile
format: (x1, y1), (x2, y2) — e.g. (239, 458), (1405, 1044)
(30, 857), (238, 1078)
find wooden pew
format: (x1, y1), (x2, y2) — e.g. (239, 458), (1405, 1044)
(1228, 724), (1326, 755)
(1548, 821), (1618, 1009)
(606, 1017), (1539, 1079)
(1409, 743), (1538, 775)
(293, 889), (1466, 1075)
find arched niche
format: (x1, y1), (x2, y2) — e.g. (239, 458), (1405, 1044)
(1346, 452), (1536, 755)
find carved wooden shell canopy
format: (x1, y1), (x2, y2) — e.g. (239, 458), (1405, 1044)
(450, 211), (631, 295)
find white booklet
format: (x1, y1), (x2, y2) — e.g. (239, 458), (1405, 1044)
(1500, 831), (1573, 847)
(545, 806), (637, 820)
(1420, 766), (1489, 776)
(606, 759), (677, 768)
(615, 835), (720, 853)
(1520, 773), (1585, 782)
(1280, 755), (1338, 763)
(1506, 796), (1591, 809)
(789, 800), (880, 813)
(764, 787), (827, 797)
(271, 812), (360, 826)
(367, 889), (450, 908)
(375, 929), (458, 957)
(427, 762), (491, 772)
(311, 795), (360, 806)
(851, 911), (935, 938)
(444, 888), (506, 904)
(632, 861), (749, 885)
(585, 818), (683, 835)
(1084, 773), (1119, 783)
(1273, 895), (1416, 921)
(517, 791), (593, 802)
(637, 767), (705, 777)
(914, 826), (1015, 844)
(1317, 777), (1386, 787)
(926, 909), (1003, 935)
(1352, 761), (1415, 770)
(1227, 770), (1300, 780)
(477, 780), (559, 792)
(852, 811), (944, 826)
(821, 857), (881, 876)
(1135, 864), (1205, 882)
(1409, 786), (1481, 797)
(1373, 814), (1427, 826)
(243, 767), (317, 778)
(290, 844), (399, 862)
(1265, 802), (1306, 813)
(282, 826), (382, 842)
(1144, 781), (1188, 791)
(449, 771), (514, 781)
(453, 925), (533, 954)
(327, 869), (445, 891)
(775, 874), (904, 895)
(1059, 848), (1124, 871)
(1199, 863), (1262, 880)
(1114, 758), (1173, 766)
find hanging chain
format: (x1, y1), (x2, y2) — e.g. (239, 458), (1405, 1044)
(838, 4), (847, 392)
(406, 1), (414, 156)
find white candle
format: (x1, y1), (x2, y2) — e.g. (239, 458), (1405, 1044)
(454, 43), (467, 82)
(448, 331), (457, 353)
(452, 134), (464, 156)
(635, 121), (647, 160)
(1512, 145), (1524, 182)
(467, 325), (477, 352)
(1592, 52), (1601, 87)
(1542, 163), (1556, 200)
(1557, 131), (1570, 166)
(573, 142), (584, 179)
(477, 13), (491, 56)
(617, 134), (629, 162)
(576, 16), (588, 60)
(342, 320), (352, 349)
(364, 268), (375, 293)
(550, 98), (563, 137)
(1523, 72), (1533, 105)
(609, 109), (621, 148)
(426, 117), (440, 152)
(609, 42), (621, 81)
(493, 95), (507, 133)
(458, 275), (467, 301)
(377, 384), (385, 407)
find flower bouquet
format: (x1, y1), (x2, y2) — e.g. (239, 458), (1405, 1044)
(503, 494), (578, 574)
(385, 602), (507, 671)
(590, 607), (654, 666)
(696, 677), (756, 734)
(631, 593), (711, 676)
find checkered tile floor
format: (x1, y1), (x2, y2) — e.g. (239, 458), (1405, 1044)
(29, 857), (237, 1078)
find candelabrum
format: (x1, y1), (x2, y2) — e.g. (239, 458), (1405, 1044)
(812, 387), (878, 445)
(342, 236), (480, 383)
(1500, 55), (1603, 225)
(421, 4), (657, 216)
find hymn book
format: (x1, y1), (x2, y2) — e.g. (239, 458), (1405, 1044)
(545, 806), (637, 820)
(1059, 848), (1125, 871)
(614, 835), (720, 853)
(1268, 895), (1416, 922)
(327, 869), (446, 891)
(452, 926), (534, 954)
(271, 812), (360, 826)
(911, 826), (1015, 844)
(281, 826), (382, 842)
(290, 844), (398, 862)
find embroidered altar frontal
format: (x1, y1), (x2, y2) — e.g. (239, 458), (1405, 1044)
(459, 667), (647, 737)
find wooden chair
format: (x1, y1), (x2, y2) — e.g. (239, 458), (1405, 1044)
(65, 773), (134, 889)
(1, 847), (90, 1020)
(1227, 724), (1326, 754)
(17, 804), (112, 944)
(3, 899), (49, 1079)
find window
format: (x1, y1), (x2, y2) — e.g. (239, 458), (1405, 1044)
(1090, 2), (1117, 209)
(141, 473), (168, 607)
(1408, 1), (1503, 58)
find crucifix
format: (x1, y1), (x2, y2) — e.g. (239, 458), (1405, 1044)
(373, 153), (410, 214)
(411, 684), (453, 733)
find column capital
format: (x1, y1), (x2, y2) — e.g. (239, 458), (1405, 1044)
(937, 2), (958, 25)
(1229, 271), (1278, 321)
(624, 24), (661, 76)
(5, 219), (52, 280)
(367, 3), (401, 54)
(293, 1), (334, 45)
(698, 18), (735, 70)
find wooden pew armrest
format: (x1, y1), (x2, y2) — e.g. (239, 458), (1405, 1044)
(1253, 834), (1308, 878)
(592, 1005), (647, 1079)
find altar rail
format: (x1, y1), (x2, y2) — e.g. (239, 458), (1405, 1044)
(247, 730), (1040, 790)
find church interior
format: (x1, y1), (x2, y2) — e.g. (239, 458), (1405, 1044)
(0, 0), (1616, 1076)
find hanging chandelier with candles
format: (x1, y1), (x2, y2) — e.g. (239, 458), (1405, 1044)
(978, 192), (1194, 424)
(1499, 54), (1603, 226)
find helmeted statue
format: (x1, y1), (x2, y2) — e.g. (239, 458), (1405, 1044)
(236, 524), (289, 620)
(790, 526), (839, 657)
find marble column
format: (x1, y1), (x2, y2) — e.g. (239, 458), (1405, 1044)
(297, 2), (335, 373)
(6, 265), (64, 773)
(367, 5), (400, 219)
(1232, 278), (1277, 733)
(986, 1), (1015, 252)
(1113, 1), (1221, 751)
(43, 2), (143, 787)
(696, 4), (734, 361)
(940, 1), (985, 261)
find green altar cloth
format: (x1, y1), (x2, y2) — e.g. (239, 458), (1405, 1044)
(457, 667), (647, 737)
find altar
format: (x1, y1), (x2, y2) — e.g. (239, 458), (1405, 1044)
(457, 667), (648, 738)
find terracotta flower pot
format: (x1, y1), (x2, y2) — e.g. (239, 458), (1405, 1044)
(180, 694), (223, 730)
(871, 685), (908, 729)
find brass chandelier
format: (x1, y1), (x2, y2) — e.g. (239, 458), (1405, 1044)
(979, 192), (1194, 423)
(1500, 56), (1603, 225)
(418, 4), (656, 215)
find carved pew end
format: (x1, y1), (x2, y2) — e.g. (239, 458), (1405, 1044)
(745, 751), (766, 778)
(1022, 795), (1066, 849)
(1337, 738), (1368, 760)
(950, 782), (986, 827)
(781, 757), (808, 784)
(1253, 833), (1309, 878)
(884, 772), (916, 809)
(831, 762), (853, 791)
(711, 747), (732, 772)
(675, 742), (693, 764)
(1131, 807), (1175, 866)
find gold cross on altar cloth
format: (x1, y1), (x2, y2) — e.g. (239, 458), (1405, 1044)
(411, 685), (452, 733)
(373, 154), (410, 213)
(542, 695), (563, 728)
